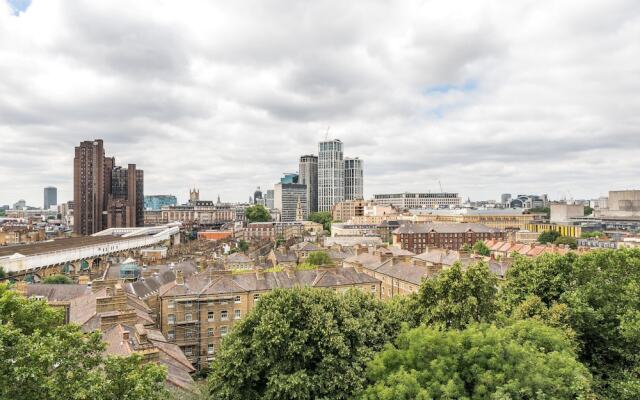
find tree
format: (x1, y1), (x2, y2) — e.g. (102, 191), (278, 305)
(308, 212), (332, 232)
(581, 230), (603, 238)
(245, 205), (271, 223)
(529, 206), (550, 217)
(554, 235), (578, 249)
(538, 230), (561, 244)
(237, 240), (249, 253)
(471, 240), (490, 256)
(360, 320), (592, 399)
(43, 274), (73, 284)
(208, 288), (398, 400)
(0, 266), (5, 280)
(460, 243), (472, 252)
(415, 262), (498, 329)
(0, 284), (168, 400)
(584, 205), (594, 216)
(306, 251), (332, 266)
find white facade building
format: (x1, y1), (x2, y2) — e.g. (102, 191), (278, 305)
(318, 139), (344, 212)
(373, 192), (462, 209)
(344, 157), (363, 201)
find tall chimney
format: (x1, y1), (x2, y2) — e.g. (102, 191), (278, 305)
(176, 269), (184, 285)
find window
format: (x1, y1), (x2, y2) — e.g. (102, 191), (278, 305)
(234, 310), (241, 320)
(168, 314), (175, 325)
(184, 300), (192, 308)
(381, 286), (385, 295)
(220, 299), (228, 305)
(185, 330), (193, 339)
(208, 343), (215, 355)
(208, 328), (214, 337)
(185, 313), (192, 322)
(253, 294), (260, 302)
(184, 347), (193, 356)
(168, 300), (175, 309)
(370, 285), (376, 294)
(221, 310), (228, 321)
(208, 311), (214, 322)
(234, 295), (241, 304)
(167, 330), (175, 340)
(220, 326), (228, 336)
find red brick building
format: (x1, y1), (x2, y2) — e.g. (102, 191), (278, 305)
(393, 223), (505, 253)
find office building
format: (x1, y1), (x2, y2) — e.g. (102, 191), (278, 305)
(264, 190), (275, 209)
(344, 157), (363, 200)
(43, 187), (57, 210)
(274, 181), (307, 222)
(253, 187), (263, 205)
(318, 139), (344, 212)
(373, 192), (461, 210)
(509, 194), (549, 209)
(144, 195), (177, 210)
(299, 155), (318, 214)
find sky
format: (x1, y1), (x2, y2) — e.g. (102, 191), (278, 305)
(1, 0), (639, 207)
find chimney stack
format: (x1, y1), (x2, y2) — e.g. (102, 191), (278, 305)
(176, 269), (184, 285)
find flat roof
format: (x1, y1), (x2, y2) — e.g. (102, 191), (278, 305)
(0, 235), (130, 258)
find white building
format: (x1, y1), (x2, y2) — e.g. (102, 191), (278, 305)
(318, 139), (344, 212)
(373, 192), (461, 209)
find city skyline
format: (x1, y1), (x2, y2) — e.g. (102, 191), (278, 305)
(2, 1), (639, 206)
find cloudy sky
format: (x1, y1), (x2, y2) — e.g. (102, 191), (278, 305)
(1, 0), (639, 207)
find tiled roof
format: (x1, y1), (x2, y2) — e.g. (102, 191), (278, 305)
(226, 253), (252, 263)
(374, 260), (431, 285)
(413, 249), (462, 266)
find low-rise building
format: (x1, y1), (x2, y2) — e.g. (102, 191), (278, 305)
(224, 253), (253, 270)
(393, 223), (505, 252)
(158, 267), (381, 367)
(525, 223), (582, 238)
(332, 199), (367, 222)
(331, 223), (380, 237)
(373, 192), (462, 210)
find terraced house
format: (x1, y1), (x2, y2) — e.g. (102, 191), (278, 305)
(158, 267), (380, 368)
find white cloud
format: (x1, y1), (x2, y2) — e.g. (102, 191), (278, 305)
(0, 0), (639, 206)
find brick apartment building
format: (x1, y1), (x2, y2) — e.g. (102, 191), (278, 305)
(393, 223), (505, 253)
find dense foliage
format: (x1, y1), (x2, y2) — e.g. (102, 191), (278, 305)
(208, 288), (400, 400)
(306, 251), (332, 266)
(237, 239), (249, 252)
(538, 230), (561, 244)
(308, 211), (333, 232)
(360, 320), (592, 399)
(415, 262), (498, 329)
(471, 240), (490, 256)
(0, 284), (167, 400)
(43, 274), (74, 284)
(245, 205), (271, 223)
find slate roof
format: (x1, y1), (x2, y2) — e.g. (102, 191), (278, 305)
(375, 260), (431, 285)
(161, 267), (378, 297)
(226, 253), (252, 263)
(394, 223), (501, 234)
(413, 249), (462, 266)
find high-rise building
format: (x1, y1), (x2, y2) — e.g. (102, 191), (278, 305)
(344, 157), (363, 200)
(265, 190), (275, 209)
(275, 181), (307, 222)
(74, 139), (107, 236)
(253, 187), (263, 205)
(299, 155), (318, 214)
(43, 187), (57, 210)
(105, 164), (144, 228)
(318, 139), (344, 212)
(74, 139), (144, 235)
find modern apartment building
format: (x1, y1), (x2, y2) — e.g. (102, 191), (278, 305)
(373, 192), (461, 210)
(318, 139), (344, 212)
(299, 155), (318, 214)
(43, 187), (57, 210)
(105, 164), (144, 228)
(344, 157), (363, 201)
(332, 199), (367, 222)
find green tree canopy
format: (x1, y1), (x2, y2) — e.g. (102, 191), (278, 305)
(360, 320), (592, 399)
(245, 205), (271, 223)
(306, 251), (332, 266)
(208, 288), (398, 400)
(554, 235), (578, 249)
(538, 230), (561, 244)
(308, 211), (332, 232)
(0, 284), (168, 400)
(43, 274), (74, 284)
(584, 205), (594, 216)
(471, 240), (490, 256)
(415, 262), (498, 329)
(237, 240), (249, 253)
(581, 230), (603, 238)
